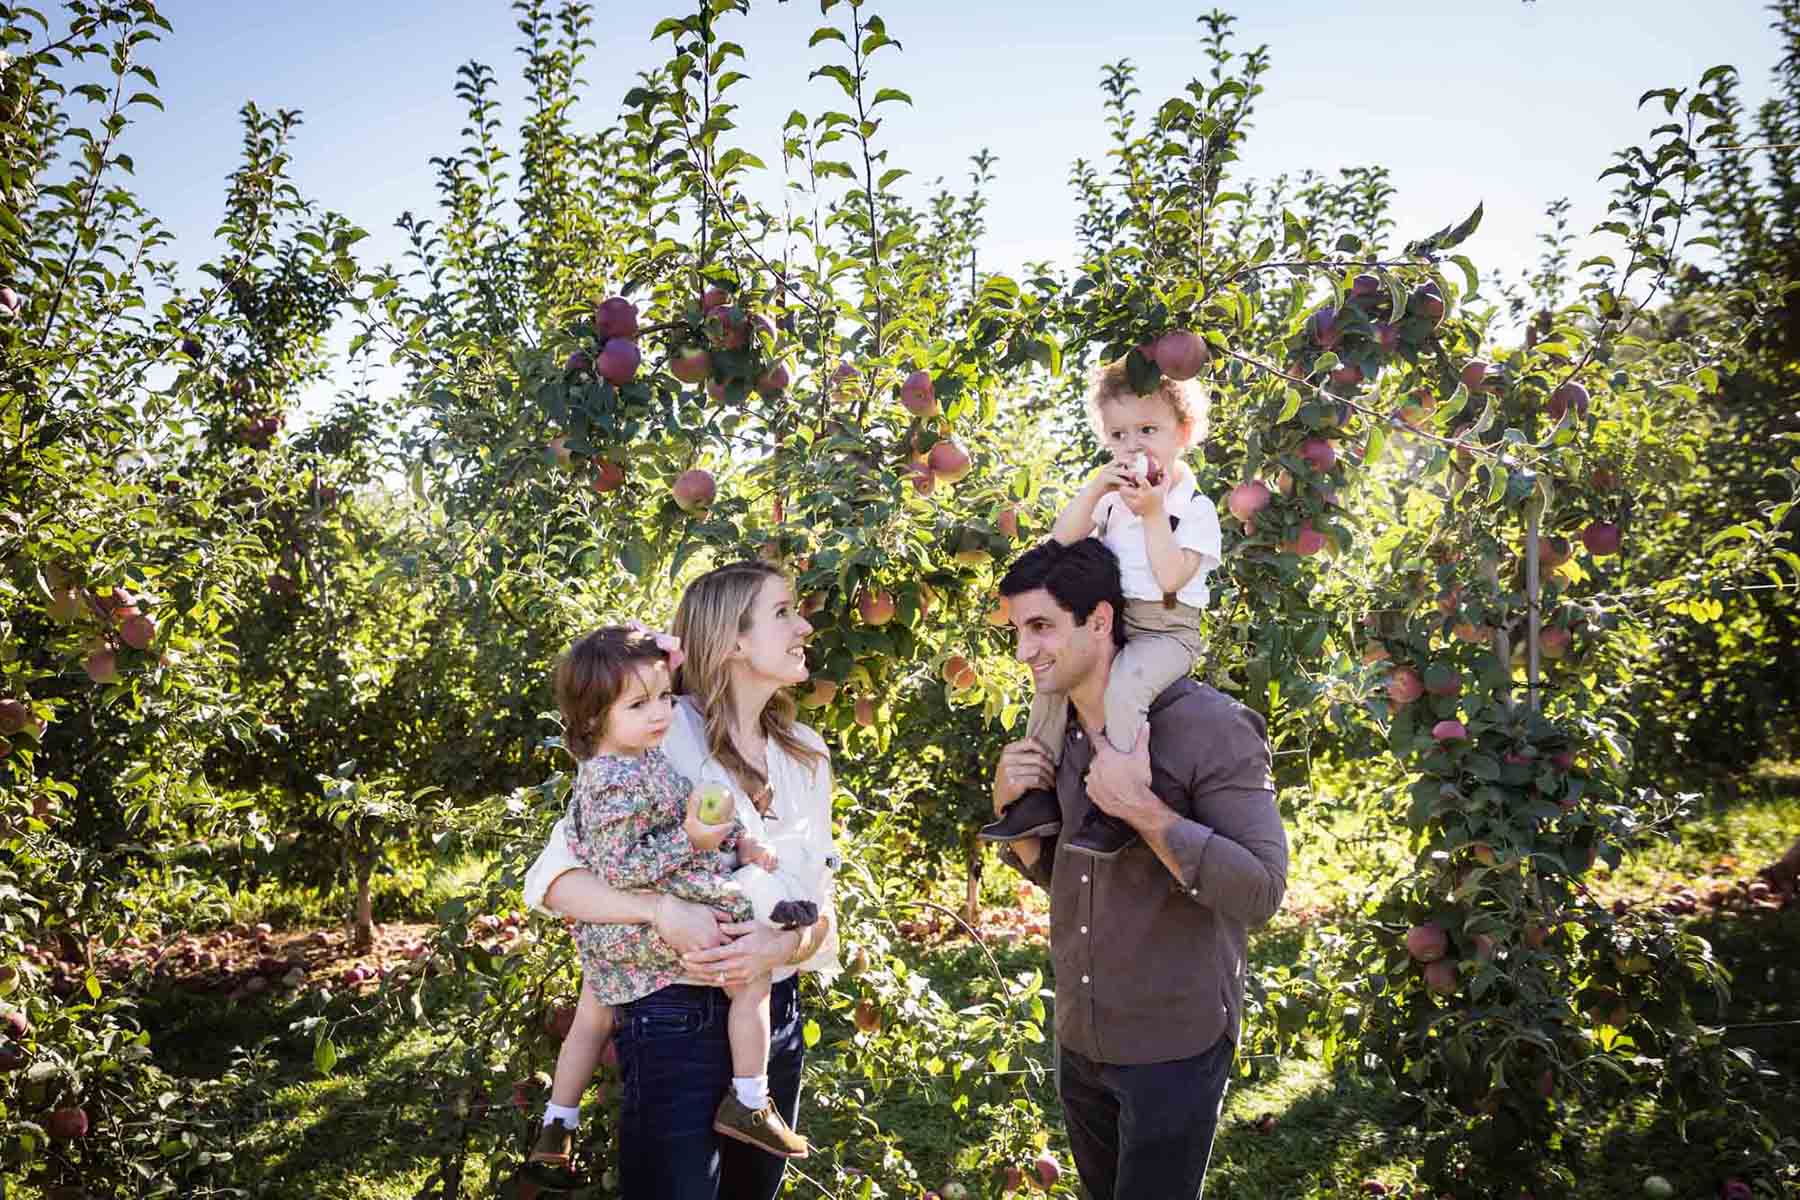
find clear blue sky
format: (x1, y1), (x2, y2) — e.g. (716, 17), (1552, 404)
(109, 0), (1781, 390)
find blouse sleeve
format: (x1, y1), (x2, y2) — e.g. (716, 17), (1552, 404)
(522, 815), (584, 914)
(574, 758), (699, 891)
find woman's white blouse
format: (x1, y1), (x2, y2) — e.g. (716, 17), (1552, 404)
(522, 696), (841, 981)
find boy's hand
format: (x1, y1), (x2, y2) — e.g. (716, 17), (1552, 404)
(1118, 461), (1170, 517)
(1088, 460), (1135, 496)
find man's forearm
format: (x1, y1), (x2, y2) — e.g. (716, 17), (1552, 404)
(1129, 782), (1287, 926)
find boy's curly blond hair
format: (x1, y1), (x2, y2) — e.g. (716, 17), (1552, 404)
(1088, 359), (1209, 448)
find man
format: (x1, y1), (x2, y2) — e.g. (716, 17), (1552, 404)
(986, 537), (1288, 1200)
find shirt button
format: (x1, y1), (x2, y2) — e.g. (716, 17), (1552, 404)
(1079, 925), (1088, 934)
(1080, 874), (1090, 884)
(1081, 974), (1090, 984)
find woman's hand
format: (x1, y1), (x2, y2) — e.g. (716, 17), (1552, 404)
(652, 894), (730, 955)
(681, 921), (800, 988)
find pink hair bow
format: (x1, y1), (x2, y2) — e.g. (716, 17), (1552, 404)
(627, 621), (685, 671)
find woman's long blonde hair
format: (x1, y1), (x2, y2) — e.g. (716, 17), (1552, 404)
(671, 559), (824, 799)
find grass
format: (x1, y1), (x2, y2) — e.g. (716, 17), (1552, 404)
(19, 765), (1796, 1199)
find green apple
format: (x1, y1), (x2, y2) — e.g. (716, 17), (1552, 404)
(1642, 1177), (1673, 1199)
(696, 784), (733, 825)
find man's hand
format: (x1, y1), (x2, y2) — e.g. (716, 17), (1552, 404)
(993, 736), (1056, 817)
(1086, 727), (1175, 836)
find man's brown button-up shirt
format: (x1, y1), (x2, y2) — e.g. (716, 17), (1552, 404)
(1002, 679), (1287, 1065)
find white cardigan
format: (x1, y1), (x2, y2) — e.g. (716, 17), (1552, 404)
(523, 696), (841, 982)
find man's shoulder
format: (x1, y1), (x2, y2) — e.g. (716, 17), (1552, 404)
(1149, 679), (1267, 739)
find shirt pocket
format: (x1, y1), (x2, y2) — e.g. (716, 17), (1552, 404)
(630, 1002), (708, 1042)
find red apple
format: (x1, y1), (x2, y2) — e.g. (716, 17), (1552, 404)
(1423, 959), (1459, 995)
(1537, 627), (1572, 660)
(48, 590), (82, 623)
(1471, 842), (1499, 867)
(1374, 321), (1400, 353)
(1386, 668), (1424, 705)
(1033, 1154), (1061, 1188)
(47, 1106), (89, 1139)
(595, 338), (641, 385)
(1410, 281), (1444, 323)
(1283, 520), (1326, 556)
(1582, 521), (1621, 557)
(1227, 480), (1272, 522)
(543, 1003), (577, 1040)
(564, 350), (591, 374)
(1405, 923), (1448, 963)
(1329, 362), (1364, 388)
(1309, 306), (1341, 350)
(986, 596), (1012, 627)
(120, 613), (157, 650)
(1471, 933), (1497, 961)
(1362, 642), (1391, 665)
(941, 656), (978, 692)
(1547, 381), (1589, 422)
(1536, 535), (1573, 570)
(546, 436), (574, 468)
(996, 505), (1020, 538)
(0, 699), (25, 735)
(1351, 273), (1381, 297)
(1432, 719), (1468, 742)
(593, 295), (639, 340)
(1397, 389), (1435, 428)
(84, 649), (119, 684)
(755, 363), (790, 396)
(1460, 359), (1490, 392)
(1151, 329), (1208, 380)
(671, 468), (715, 514)
(0, 286), (18, 313)
(670, 347), (711, 384)
(927, 440), (971, 483)
(904, 458), (937, 497)
(700, 286), (731, 312)
(591, 460), (626, 494)
(900, 370), (937, 416)
(852, 997), (881, 1031)
(1299, 438), (1336, 472)
(856, 589), (896, 626)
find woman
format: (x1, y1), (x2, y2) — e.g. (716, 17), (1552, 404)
(523, 559), (839, 1200)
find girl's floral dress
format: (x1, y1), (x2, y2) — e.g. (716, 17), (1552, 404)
(564, 748), (752, 1004)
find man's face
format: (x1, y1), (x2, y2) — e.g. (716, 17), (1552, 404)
(1007, 587), (1111, 695)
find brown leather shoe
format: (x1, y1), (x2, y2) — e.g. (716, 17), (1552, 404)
(522, 1119), (584, 1188)
(714, 1093), (810, 1158)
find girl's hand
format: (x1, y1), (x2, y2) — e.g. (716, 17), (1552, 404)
(682, 921), (799, 987)
(653, 894), (730, 954)
(739, 835), (779, 873)
(683, 788), (735, 852)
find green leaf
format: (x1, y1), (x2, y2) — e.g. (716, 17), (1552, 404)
(871, 88), (913, 107)
(803, 1019), (821, 1048)
(1448, 254), (1480, 299)
(1364, 421), (1388, 466)
(1277, 389), (1303, 424)
(1486, 464), (1509, 504)
(314, 1037), (339, 1074)
(808, 26), (847, 47)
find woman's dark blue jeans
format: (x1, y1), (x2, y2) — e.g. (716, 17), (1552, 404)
(614, 976), (805, 1200)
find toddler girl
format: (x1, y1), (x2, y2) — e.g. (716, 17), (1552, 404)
(980, 362), (1221, 858)
(529, 625), (817, 1181)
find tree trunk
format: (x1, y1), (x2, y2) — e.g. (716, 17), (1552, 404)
(963, 838), (981, 928)
(352, 852), (375, 951)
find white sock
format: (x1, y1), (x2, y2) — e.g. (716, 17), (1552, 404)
(732, 1075), (769, 1109)
(542, 1101), (581, 1129)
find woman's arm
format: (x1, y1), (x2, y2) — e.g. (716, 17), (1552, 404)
(541, 869), (729, 955)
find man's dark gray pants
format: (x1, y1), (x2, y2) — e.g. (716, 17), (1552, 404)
(1056, 1035), (1233, 1199)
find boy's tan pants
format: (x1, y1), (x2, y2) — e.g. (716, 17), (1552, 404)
(1026, 598), (1204, 760)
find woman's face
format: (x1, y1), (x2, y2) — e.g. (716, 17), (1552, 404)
(733, 574), (812, 688)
